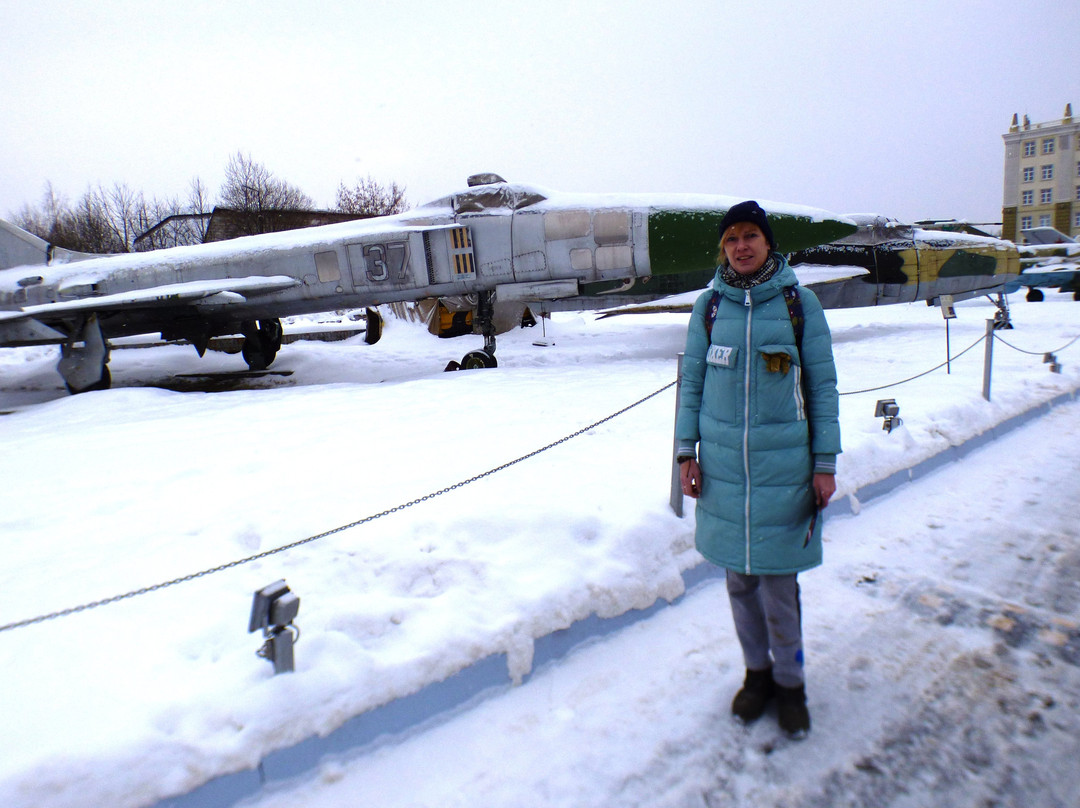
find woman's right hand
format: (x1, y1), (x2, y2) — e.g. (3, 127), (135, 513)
(680, 458), (702, 498)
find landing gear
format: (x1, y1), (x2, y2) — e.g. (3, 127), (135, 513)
(241, 319), (283, 371)
(990, 292), (1013, 329)
(58, 314), (112, 394)
(1026, 287), (1044, 302)
(445, 290), (499, 372)
(460, 349), (498, 369)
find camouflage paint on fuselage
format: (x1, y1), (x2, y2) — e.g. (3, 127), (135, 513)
(789, 217), (1019, 308)
(579, 207), (857, 301)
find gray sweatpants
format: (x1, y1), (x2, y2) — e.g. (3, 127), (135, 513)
(725, 570), (804, 688)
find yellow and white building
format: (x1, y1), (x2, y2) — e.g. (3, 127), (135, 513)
(1002, 104), (1080, 243)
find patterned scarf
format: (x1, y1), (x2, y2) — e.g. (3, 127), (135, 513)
(720, 254), (779, 289)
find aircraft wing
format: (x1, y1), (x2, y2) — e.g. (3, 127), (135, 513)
(4, 275), (301, 321)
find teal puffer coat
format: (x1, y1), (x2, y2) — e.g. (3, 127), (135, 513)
(675, 255), (841, 575)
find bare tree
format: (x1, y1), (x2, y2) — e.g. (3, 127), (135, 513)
(100, 182), (144, 251)
(335, 175), (408, 216)
(219, 151), (313, 223)
(10, 158), (410, 254)
(71, 189), (125, 254)
(185, 176), (211, 243)
(12, 183), (76, 248)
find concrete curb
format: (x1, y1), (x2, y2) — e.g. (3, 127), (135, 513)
(159, 387), (1079, 808)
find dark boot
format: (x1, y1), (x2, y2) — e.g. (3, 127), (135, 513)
(776, 683), (811, 739)
(731, 667), (776, 724)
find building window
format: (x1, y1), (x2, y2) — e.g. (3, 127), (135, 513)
(1042, 164), (1054, 180)
(1077, 161), (1080, 177)
(1043, 138), (1055, 154)
(1039, 214), (1051, 227)
(1076, 186), (1080, 201)
(1024, 141), (1036, 156)
(1075, 212), (1080, 228)
(1023, 167), (1034, 182)
(1022, 190), (1034, 205)
(1041, 189), (1053, 203)
(1021, 216), (1032, 230)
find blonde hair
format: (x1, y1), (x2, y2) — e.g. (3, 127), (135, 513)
(717, 221), (767, 266)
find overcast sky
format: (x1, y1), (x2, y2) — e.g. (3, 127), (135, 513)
(2, 0), (1077, 226)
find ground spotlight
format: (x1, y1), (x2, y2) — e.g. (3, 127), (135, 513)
(874, 399), (902, 433)
(249, 579), (300, 674)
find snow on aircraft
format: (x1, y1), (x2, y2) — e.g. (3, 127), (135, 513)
(0, 173), (856, 392)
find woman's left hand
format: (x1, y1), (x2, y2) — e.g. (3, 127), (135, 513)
(813, 473), (836, 508)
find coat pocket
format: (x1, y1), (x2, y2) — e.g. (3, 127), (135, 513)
(755, 344), (805, 424)
(702, 344), (739, 425)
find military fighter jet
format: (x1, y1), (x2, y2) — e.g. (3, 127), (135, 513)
(785, 214), (1020, 309)
(1008, 228), (1080, 302)
(0, 173), (856, 393)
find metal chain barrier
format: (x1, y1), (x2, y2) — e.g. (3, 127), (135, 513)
(0, 380), (677, 635)
(991, 332), (1080, 356)
(839, 332), (988, 396)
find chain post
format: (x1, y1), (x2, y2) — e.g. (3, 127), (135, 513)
(669, 353), (685, 517)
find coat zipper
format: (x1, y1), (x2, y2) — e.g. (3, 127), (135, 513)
(742, 289), (753, 574)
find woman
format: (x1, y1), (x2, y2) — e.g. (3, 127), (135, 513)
(674, 200), (840, 739)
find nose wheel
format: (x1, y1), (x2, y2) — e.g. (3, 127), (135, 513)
(445, 291), (499, 371)
(460, 349), (498, 369)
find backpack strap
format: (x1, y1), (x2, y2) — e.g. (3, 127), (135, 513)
(703, 290), (721, 337)
(703, 285), (804, 353)
(782, 285), (805, 354)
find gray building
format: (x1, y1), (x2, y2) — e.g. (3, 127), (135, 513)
(1002, 104), (1080, 243)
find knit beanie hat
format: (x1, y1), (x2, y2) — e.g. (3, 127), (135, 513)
(718, 200), (777, 250)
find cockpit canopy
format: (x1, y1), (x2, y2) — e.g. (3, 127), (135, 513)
(836, 214), (915, 245)
(421, 174), (549, 215)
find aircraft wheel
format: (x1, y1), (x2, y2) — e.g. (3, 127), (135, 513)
(242, 319), (282, 370)
(460, 350), (497, 370)
(1026, 288), (1044, 302)
(242, 338), (270, 371)
(1073, 290), (1080, 301)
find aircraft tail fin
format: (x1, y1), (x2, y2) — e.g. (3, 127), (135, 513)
(0, 219), (52, 270)
(0, 219), (91, 271)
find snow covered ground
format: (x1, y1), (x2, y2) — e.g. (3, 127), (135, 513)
(0, 290), (1078, 808)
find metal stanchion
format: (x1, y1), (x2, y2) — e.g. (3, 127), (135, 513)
(669, 353), (684, 517)
(982, 319), (994, 401)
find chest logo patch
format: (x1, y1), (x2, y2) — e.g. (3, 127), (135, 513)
(707, 344), (737, 367)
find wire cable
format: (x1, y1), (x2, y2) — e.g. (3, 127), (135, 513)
(0, 380), (677, 635)
(839, 333), (988, 396)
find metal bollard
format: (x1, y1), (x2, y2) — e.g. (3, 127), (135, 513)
(670, 353), (684, 517)
(982, 319), (994, 401)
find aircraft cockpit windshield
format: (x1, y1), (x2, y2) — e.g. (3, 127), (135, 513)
(837, 214), (915, 245)
(451, 184), (547, 215)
